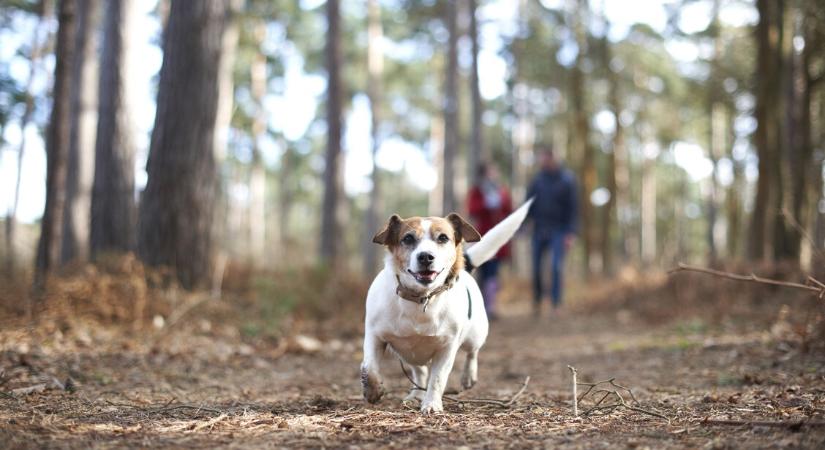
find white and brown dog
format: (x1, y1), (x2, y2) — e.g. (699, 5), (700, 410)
(361, 199), (533, 413)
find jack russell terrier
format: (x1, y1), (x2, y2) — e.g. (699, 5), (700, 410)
(361, 199), (533, 413)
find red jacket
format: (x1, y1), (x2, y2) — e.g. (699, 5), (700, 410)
(467, 184), (513, 259)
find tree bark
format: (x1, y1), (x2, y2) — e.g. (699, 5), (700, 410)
(441, 0), (459, 214)
(62, 0), (100, 264)
(571, 0), (595, 274)
(320, 0), (343, 264)
(138, 0), (230, 288)
(468, 0), (483, 184)
(6, 0), (50, 275)
(749, 0), (784, 262)
(91, 0), (137, 257)
(364, 0), (384, 274)
(249, 20), (267, 267)
(35, 0), (77, 287)
(601, 31), (621, 274)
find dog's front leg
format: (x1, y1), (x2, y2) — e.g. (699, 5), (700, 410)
(420, 341), (460, 414)
(360, 333), (386, 404)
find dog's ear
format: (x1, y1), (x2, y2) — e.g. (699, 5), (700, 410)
(447, 213), (481, 243)
(373, 214), (403, 245)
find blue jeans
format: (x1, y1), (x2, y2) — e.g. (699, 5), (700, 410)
(532, 232), (567, 307)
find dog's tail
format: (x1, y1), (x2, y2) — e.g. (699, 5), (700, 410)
(464, 197), (533, 271)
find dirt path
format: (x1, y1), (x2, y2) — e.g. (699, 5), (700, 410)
(1, 302), (824, 448)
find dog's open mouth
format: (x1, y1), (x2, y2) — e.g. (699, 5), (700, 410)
(408, 269), (441, 285)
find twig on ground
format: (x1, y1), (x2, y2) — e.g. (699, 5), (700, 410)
(568, 365), (578, 417)
(10, 383), (46, 396)
(668, 263), (825, 299)
(701, 418), (825, 428)
(191, 413), (228, 432)
(399, 359), (530, 408)
(574, 374), (670, 424)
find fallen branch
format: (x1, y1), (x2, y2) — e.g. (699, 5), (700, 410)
(573, 374), (670, 424)
(668, 263), (824, 299)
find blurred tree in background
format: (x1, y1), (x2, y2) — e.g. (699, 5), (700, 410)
(0, 0), (823, 289)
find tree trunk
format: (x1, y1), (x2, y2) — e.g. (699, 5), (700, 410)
(320, 0), (343, 264)
(572, 0), (595, 274)
(249, 20), (267, 267)
(35, 0), (77, 287)
(601, 35), (621, 275)
(363, 0), (384, 274)
(441, 0), (459, 214)
(468, 0), (483, 185)
(138, 0), (230, 288)
(91, 0), (137, 257)
(62, 0), (100, 264)
(640, 147), (657, 267)
(6, 0), (50, 275)
(749, 0), (783, 262)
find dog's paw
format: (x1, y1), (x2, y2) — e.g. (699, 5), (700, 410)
(461, 371), (477, 390)
(420, 398), (443, 414)
(361, 367), (385, 404)
(403, 389), (425, 404)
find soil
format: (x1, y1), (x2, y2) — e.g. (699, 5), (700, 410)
(1, 275), (824, 449)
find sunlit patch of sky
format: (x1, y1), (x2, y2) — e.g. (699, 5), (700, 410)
(1, 0), (761, 223)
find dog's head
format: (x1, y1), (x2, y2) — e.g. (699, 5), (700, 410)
(373, 213), (481, 292)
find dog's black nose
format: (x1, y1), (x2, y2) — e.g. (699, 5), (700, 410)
(417, 252), (435, 266)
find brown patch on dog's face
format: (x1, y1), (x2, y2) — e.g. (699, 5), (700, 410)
(374, 213), (480, 290)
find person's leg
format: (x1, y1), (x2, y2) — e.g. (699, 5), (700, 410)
(481, 259), (500, 319)
(550, 232), (568, 309)
(531, 235), (546, 308)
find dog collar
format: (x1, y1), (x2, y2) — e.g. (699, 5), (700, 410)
(395, 273), (457, 311)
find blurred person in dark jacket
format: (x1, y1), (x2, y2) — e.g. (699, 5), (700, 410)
(467, 163), (513, 320)
(525, 147), (578, 316)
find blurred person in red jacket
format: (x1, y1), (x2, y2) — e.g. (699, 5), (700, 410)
(467, 162), (513, 320)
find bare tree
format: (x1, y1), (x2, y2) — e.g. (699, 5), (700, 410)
(468, 0), (483, 184)
(249, 19), (267, 267)
(91, 0), (138, 257)
(62, 0), (101, 264)
(5, 0), (51, 274)
(363, 0), (384, 273)
(138, 0), (232, 288)
(320, 0), (343, 263)
(35, 0), (78, 287)
(442, 0), (459, 214)
(748, 0), (784, 261)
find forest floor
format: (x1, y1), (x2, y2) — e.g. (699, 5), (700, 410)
(1, 267), (824, 449)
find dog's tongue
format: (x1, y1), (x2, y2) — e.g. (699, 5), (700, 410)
(417, 271), (437, 281)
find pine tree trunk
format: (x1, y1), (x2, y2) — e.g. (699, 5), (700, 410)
(6, 1), (50, 275)
(749, 0), (783, 262)
(35, 0), (77, 287)
(138, 0), (230, 288)
(62, 0), (100, 264)
(320, 0), (343, 264)
(441, 0), (459, 215)
(249, 20), (267, 267)
(572, 0), (595, 274)
(364, 0), (384, 274)
(468, 0), (483, 184)
(91, 0), (137, 257)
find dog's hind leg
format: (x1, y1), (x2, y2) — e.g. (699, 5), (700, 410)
(461, 350), (478, 390)
(361, 334), (386, 404)
(403, 364), (428, 403)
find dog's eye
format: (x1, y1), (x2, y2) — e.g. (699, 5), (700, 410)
(402, 234), (416, 246)
(437, 234), (450, 244)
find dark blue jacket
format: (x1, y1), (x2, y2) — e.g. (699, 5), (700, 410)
(525, 168), (578, 237)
